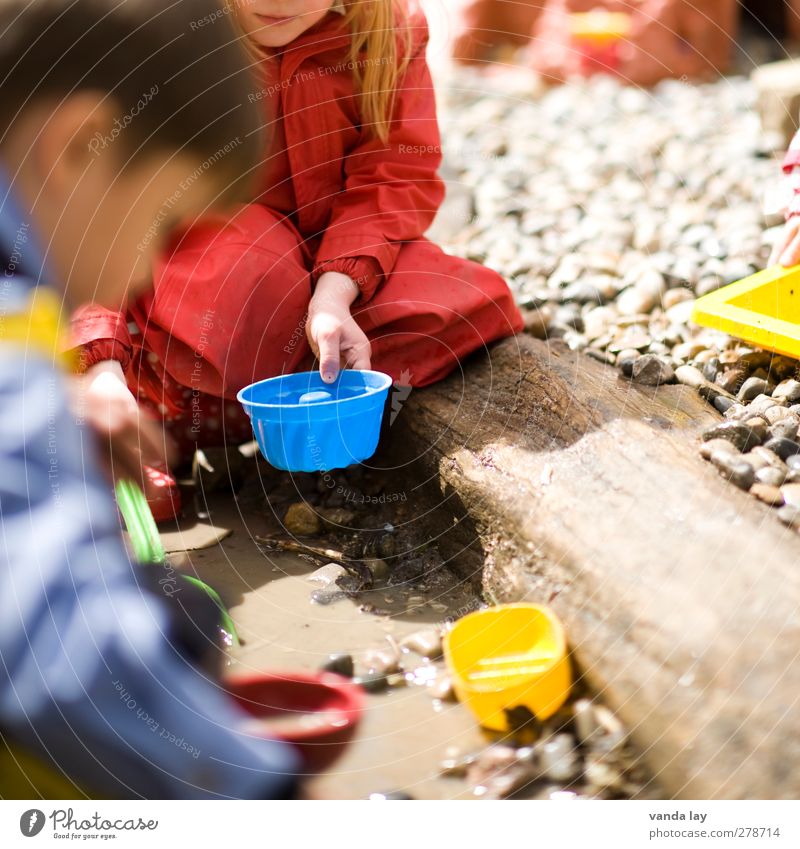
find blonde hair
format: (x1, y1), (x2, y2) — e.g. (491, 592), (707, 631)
(343, 0), (411, 141)
(238, 0), (413, 143)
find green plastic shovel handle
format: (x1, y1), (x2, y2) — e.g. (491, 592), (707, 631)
(115, 479), (239, 646)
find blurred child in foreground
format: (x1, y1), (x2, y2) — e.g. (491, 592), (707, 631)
(0, 0), (297, 799)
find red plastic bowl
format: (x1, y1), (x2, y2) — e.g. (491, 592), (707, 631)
(225, 670), (364, 772)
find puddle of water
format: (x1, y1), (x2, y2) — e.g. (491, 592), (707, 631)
(187, 504), (491, 800)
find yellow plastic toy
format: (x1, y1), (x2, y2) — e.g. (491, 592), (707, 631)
(692, 265), (800, 359)
(443, 603), (571, 732)
(0, 737), (90, 799)
(0, 286), (74, 368)
(570, 10), (632, 44)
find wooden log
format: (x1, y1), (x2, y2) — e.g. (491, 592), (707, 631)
(389, 334), (800, 799)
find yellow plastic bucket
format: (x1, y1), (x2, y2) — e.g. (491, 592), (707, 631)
(443, 603), (571, 732)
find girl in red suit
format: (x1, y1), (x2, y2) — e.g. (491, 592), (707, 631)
(73, 0), (523, 520)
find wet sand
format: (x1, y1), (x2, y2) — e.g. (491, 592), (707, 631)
(179, 496), (490, 800)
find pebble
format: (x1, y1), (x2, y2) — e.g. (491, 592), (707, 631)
(699, 438), (739, 460)
(663, 288), (694, 310)
(772, 379), (800, 403)
(750, 484), (784, 506)
(719, 351), (743, 367)
(523, 306), (553, 339)
(769, 419), (799, 442)
(709, 453), (755, 491)
(353, 672), (389, 693)
(750, 445), (789, 469)
(742, 417), (768, 443)
(400, 629), (443, 659)
(698, 384), (732, 406)
(723, 403), (748, 420)
(702, 357), (720, 382)
(318, 507), (357, 529)
(307, 562), (348, 586)
(362, 639), (401, 676)
(617, 286), (657, 316)
(781, 483), (800, 509)
(764, 438), (800, 461)
(751, 392), (782, 412)
(283, 502), (321, 536)
(368, 790), (415, 800)
(764, 406), (794, 425)
(664, 299), (696, 326)
(737, 377), (769, 402)
(616, 349), (639, 377)
(538, 735), (580, 783)
(364, 558), (390, 581)
(755, 466), (787, 487)
(584, 756), (624, 793)
(440, 748), (478, 778)
(631, 354), (674, 386)
(674, 364), (706, 390)
(593, 705), (627, 754)
(741, 450), (770, 472)
(672, 342), (706, 363)
(701, 422), (762, 453)
(717, 369), (745, 394)
(321, 653), (355, 677)
(310, 587), (346, 606)
(430, 675), (455, 701)
(777, 505), (800, 527)
(573, 699), (602, 745)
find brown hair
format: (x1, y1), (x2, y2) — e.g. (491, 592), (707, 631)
(0, 0), (264, 195)
(343, 0), (411, 142)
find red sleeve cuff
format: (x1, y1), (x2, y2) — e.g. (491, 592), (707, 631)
(312, 256), (383, 302)
(69, 305), (133, 373)
(72, 338), (133, 373)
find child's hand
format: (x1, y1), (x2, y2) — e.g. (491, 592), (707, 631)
(769, 217), (800, 267)
(73, 360), (169, 482)
(306, 272), (371, 383)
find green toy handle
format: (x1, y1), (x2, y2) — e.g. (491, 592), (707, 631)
(115, 479), (240, 646)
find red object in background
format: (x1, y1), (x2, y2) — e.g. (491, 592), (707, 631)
(226, 671), (365, 773)
(453, 0), (739, 86)
(569, 10), (631, 76)
(576, 41), (622, 75)
(452, 0), (543, 63)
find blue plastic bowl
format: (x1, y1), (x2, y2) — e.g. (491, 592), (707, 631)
(237, 370), (393, 472)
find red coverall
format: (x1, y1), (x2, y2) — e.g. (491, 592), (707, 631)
(72, 10), (523, 459)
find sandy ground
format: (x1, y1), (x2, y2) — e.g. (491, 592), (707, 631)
(164, 489), (489, 800)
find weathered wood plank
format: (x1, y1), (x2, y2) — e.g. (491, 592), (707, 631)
(391, 334), (800, 799)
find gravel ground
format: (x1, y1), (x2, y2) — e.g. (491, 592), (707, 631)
(437, 70), (800, 524)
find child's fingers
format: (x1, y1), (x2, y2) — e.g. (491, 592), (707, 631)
(316, 328), (341, 384)
(135, 415), (171, 468)
(771, 219), (800, 265)
(343, 338), (372, 372)
(107, 442), (146, 484)
(781, 230), (800, 267)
